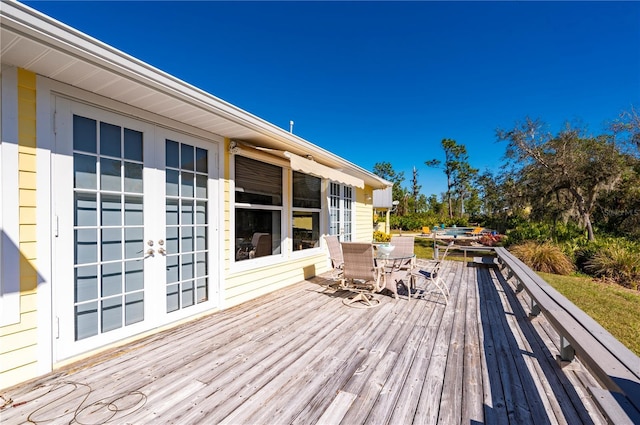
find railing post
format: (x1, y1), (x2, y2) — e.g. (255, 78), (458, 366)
(434, 245), (439, 260)
(559, 336), (575, 362)
(515, 279), (524, 294)
(530, 299), (541, 317)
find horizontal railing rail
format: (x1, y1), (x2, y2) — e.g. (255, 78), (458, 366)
(494, 247), (640, 424)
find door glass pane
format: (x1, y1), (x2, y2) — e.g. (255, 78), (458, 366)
(181, 226), (193, 253)
(101, 262), (122, 297)
(181, 172), (194, 197)
(124, 129), (143, 161)
(166, 284), (179, 313)
(101, 194), (121, 226)
(101, 158), (121, 191)
(196, 175), (207, 198)
(166, 255), (179, 283)
(182, 281), (194, 307)
(75, 302), (98, 340)
(125, 227), (144, 259)
(124, 162), (143, 193)
(166, 170), (179, 197)
(195, 201), (206, 225)
(166, 199), (179, 225)
(166, 140), (179, 168)
(125, 292), (144, 325)
(102, 297), (122, 332)
(75, 229), (97, 264)
(74, 154), (97, 189)
(73, 115), (97, 153)
(124, 196), (143, 226)
(196, 252), (207, 277)
(102, 228), (122, 261)
(125, 260), (144, 292)
(182, 253), (194, 280)
(100, 122), (121, 157)
(196, 278), (207, 303)
(181, 144), (194, 170)
(75, 193), (97, 227)
(166, 226), (179, 254)
(195, 148), (207, 173)
(181, 201), (193, 225)
(196, 226), (207, 251)
(75, 265), (98, 302)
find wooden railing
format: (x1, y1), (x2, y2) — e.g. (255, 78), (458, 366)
(494, 247), (640, 424)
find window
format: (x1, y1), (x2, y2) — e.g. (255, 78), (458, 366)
(234, 156), (282, 261)
(329, 182), (353, 241)
(292, 171), (321, 251)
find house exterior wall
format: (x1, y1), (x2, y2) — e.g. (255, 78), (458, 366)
(0, 69), (40, 389)
(0, 61), (382, 390)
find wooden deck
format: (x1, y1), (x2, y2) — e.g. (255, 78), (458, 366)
(1, 260), (609, 424)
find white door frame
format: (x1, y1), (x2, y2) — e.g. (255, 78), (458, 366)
(52, 96), (220, 362)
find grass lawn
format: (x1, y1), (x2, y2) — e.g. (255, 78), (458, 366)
(539, 272), (640, 357)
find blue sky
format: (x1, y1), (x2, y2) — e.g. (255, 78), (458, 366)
(24, 1), (640, 196)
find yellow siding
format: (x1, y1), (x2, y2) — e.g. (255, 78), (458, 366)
(0, 361), (38, 390)
(224, 254), (329, 308)
(0, 310), (37, 337)
(354, 186), (375, 242)
(19, 189), (37, 207)
(0, 68), (39, 390)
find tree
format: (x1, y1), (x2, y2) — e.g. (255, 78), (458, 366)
(610, 106), (640, 155)
(497, 118), (627, 241)
(425, 138), (477, 219)
(373, 161), (405, 208)
(411, 166), (421, 213)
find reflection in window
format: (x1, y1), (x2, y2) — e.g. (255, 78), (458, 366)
(292, 172), (321, 251)
(235, 209), (281, 261)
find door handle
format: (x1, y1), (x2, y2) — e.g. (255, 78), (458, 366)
(157, 247), (166, 255)
(144, 248), (155, 258)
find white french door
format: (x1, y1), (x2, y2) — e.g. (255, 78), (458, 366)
(53, 99), (218, 361)
(329, 182), (353, 241)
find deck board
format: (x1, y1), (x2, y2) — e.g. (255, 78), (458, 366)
(1, 261), (609, 425)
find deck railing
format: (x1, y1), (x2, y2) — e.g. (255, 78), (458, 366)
(494, 247), (640, 424)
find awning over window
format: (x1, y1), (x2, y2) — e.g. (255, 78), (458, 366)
(237, 142), (366, 188)
(283, 151), (365, 188)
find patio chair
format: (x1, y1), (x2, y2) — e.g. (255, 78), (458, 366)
(249, 232), (271, 258)
(410, 241), (453, 304)
(340, 242), (386, 308)
(390, 235), (416, 271)
(323, 235), (344, 280)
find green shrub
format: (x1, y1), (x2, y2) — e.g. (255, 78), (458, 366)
(585, 243), (640, 290)
(510, 241), (575, 275)
(506, 220), (586, 246)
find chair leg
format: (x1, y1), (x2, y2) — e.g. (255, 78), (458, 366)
(343, 292), (381, 308)
(431, 275), (449, 304)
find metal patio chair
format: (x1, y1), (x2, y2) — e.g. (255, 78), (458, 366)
(339, 242), (386, 308)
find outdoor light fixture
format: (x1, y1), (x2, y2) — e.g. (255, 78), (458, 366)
(229, 140), (240, 155)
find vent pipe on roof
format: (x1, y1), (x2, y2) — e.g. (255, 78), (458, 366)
(289, 120), (294, 133)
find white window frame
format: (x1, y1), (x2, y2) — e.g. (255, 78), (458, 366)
(291, 171), (322, 253)
(328, 182), (355, 242)
(232, 153), (287, 267)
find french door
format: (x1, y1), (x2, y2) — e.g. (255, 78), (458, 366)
(53, 99), (218, 361)
(328, 182), (353, 241)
